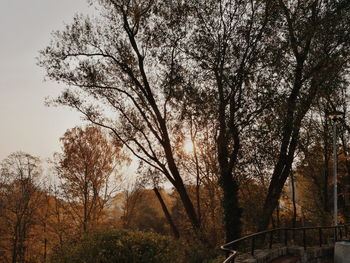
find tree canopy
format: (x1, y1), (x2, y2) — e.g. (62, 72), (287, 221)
(38, 0), (350, 243)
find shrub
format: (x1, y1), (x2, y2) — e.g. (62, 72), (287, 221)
(50, 229), (189, 263)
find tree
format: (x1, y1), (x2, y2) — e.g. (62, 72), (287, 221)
(172, 118), (225, 243)
(294, 144), (333, 225)
(258, 0), (350, 230)
(38, 0), (350, 242)
(181, 0), (274, 241)
(120, 180), (146, 230)
(39, 0), (203, 237)
(53, 126), (125, 233)
(39, 0), (277, 242)
(0, 152), (43, 263)
(153, 186), (180, 239)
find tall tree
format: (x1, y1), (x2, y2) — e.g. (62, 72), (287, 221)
(181, 0), (273, 242)
(54, 126), (124, 233)
(38, 0), (350, 241)
(39, 0), (204, 236)
(259, 0), (350, 230)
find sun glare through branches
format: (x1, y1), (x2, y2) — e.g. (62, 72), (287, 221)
(183, 139), (194, 155)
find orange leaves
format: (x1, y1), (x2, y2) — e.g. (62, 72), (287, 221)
(55, 125), (128, 233)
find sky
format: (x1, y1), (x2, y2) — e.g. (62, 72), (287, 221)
(0, 0), (95, 162)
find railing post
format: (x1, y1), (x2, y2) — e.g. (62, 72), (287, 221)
(345, 225), (348, 238)
(334, 227), (338, 242)
(269, 231), (273, 249)
(303, 229), (306, 250)
(339, 227), (343, 240)
(284, 229), (288, 246)
(319, 228), (322, 247)
(251, 237), (255, 256)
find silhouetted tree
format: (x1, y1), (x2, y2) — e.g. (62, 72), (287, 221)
(39, 0), (203, 236)
(0, 152), (43, 263)
(259, 0), (350, 230)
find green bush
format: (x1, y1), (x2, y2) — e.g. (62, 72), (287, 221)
(49, 229), (201, 263)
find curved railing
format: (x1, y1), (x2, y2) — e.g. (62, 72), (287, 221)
(221, 223), (350, 263)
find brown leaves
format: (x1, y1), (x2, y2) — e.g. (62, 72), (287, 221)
(54, 125), (127, 233)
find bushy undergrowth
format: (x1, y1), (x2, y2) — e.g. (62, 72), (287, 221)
(49, 229), (221, 263)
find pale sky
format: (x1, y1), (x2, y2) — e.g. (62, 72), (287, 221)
(0, 1), (207, 187)
(0, 0), (94, 162)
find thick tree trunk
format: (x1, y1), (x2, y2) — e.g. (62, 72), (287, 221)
(259, 77), (318, 231)
(153, 187), (180, 239)
(217, 126), (242, 242)
(271, 214), (275, 228)
(215, 60), (242, 242)
(219, 169), (241, 243)
(260, 140), (297, 230)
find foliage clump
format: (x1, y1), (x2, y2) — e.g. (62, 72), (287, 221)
(49, 229), (217, 263)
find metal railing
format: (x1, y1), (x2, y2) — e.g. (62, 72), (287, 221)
(221, 223), (350, 263)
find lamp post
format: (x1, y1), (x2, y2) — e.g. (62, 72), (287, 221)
(326, 111), (344, 227)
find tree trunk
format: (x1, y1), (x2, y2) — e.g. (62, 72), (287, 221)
(259, 149), (297, 230)
(174, 179), (201, 232)
(276, 201), (280, 227)
(271, 214), (275, 228)
(217, 68), (242, 242)
(153, 187), (180, 239)
(83, 182), (88, 233)
(259, 58), (310, 231)
(291, 172), (297, 228)
(43, 221), (47, 262)
(12, 234), (18, 263)
(219, 168), (241, 243)
(259, 143), (296, 231)
(259, 0), (323, 232)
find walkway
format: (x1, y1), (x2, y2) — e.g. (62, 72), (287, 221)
(269, 255), (300, 263)
(232, 244), (333, 263)
(221, 224), (350, 263)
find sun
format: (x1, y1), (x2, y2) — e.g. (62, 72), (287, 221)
(183, 139), (194, 154)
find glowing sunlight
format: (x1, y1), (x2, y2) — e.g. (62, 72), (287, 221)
(183, 139), (194, 154)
